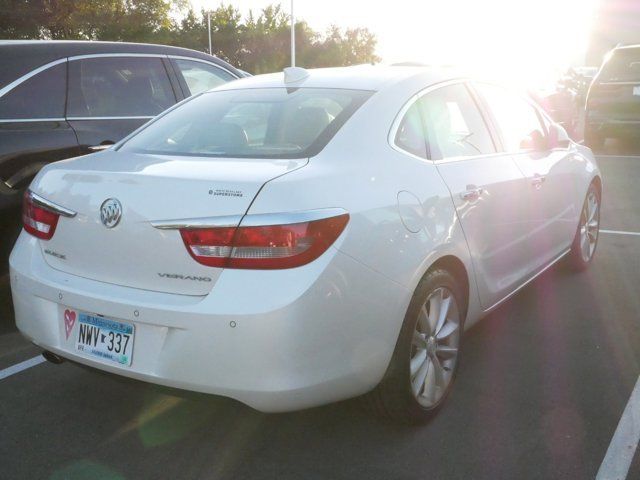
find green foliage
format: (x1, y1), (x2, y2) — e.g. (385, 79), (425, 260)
(0, 1), (380, 72)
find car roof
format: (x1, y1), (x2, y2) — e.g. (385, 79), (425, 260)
(214, 64), (466, 93)
(0, 40), (241, 88)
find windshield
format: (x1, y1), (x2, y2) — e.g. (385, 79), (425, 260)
(120, 88), (372, 159)
(599, 49), (640, 82)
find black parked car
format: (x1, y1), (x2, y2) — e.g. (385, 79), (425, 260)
(0, 40), (242, 223)
(585, 44), (640, 149)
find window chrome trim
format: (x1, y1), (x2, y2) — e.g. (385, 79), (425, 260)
(387, 79), (469, 163)
(0, 58), (68, 100)
(28, 190), (77, 218)
(167, 55), (239, 78)
(0, 118), (66, 123)
(67, 53), (239, 79)
(66, 116), (154, 121)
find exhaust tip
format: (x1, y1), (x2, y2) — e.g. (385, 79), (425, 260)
(42, 350), (64, 364)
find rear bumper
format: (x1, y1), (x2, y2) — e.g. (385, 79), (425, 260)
(9, 233), (408, 412)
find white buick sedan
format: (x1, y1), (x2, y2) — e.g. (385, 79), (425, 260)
(10, 66), (601, 423)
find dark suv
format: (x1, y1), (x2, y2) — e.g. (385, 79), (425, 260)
(585, 44), (640, 149)
(0, 40), (242, 217)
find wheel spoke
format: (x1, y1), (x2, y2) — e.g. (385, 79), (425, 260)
(417, 305), (430, 334)
(426, 290), (442, 334)
(411, 356), (430, 397)
(436, 321), (458, 341)
(436, 346), (458, 360)
(412, 330), (427, 349)
(435, 295), (451, 336)
(410, 350), (427, 377)
(422, 359), (437, 404)
(431, 354), (445, 388)
(580, 231), (590, 257)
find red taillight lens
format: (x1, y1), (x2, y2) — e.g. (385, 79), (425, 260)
(180, 214), (349, 269)
(23, 191), (60, 240)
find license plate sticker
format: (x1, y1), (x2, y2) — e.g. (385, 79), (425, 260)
(74, 313), (135, 366)
(633, 86), (640, 96)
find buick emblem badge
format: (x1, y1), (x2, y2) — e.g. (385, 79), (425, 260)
(100, 198), (122, 229)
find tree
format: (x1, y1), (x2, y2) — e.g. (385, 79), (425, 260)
(0, 1), (380, 72)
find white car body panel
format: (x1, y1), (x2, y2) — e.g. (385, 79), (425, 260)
(10, 65), (601, 412)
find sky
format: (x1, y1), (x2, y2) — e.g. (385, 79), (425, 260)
(191, 0), (599, 86)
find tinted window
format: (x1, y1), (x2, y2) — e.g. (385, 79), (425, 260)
(394, 101), (428, 158)
(0, 63), (66, 119)
(476, 83), (545, 152)
(67, 57), (175, 118)
(120, 88), (372, 159)
(600, 49), (640, 82)
(420, 83), (495, 159)
(174, 59), (235, 95)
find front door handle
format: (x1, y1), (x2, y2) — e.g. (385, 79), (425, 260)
(532, 174), (546, 190)
(460, 186), (484, 201)
(88, 141), (115, 152)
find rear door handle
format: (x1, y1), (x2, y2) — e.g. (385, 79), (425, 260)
(460, 186), (484, 201)
(532, 174), (546, 190)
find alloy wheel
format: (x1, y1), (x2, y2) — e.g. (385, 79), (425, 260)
(409, 287), (461, 408)
(579, 190), (599, 263)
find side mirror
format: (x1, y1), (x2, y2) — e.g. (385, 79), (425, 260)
(547, 123), (571, 149)
(521, 129), (548, 152)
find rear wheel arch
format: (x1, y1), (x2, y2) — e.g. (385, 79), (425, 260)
(425, 255), (470, 318)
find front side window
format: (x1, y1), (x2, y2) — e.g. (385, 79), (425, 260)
(174, 59), (235, 95)
(67, 57), (176, 118)
(476, 83), (546, 153)
(419, 83), (496, 159)
(0, 63), (66, 120)
(120, 88), (372, 159)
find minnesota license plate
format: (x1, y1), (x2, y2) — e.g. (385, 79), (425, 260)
(74, 312), (135, 366)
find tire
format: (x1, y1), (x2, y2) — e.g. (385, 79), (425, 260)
(566, 183), (600, 271)
(364, 268), (465, 424)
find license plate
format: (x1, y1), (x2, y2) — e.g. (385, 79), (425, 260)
(74, 312), (135, 366)
(633, 86), (640, 96)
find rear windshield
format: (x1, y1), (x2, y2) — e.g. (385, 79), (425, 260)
(120, 88), (372, 158)
(599, 49), (640, 83)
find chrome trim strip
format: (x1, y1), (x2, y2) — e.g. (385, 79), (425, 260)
(482, 248), (570, 314)
(28, 191), (77, 218)
(151, 208), (348, 230)
(598, 81), (640, 85)
(67, 116), (154, 121)
(0, 58), (68, 100)
(67, 53), (239, 78)
(0, 118), (66, 123)
(151, 215), (243, 230)
(240, 208), (348, 227)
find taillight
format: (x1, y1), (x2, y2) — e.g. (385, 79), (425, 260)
(180, 213), (349, 269)
(23, 191), (60, 240)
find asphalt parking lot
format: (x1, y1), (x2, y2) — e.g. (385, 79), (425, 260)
(1, 152), (639, 480)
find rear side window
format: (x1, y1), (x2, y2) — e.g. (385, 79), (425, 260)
(120, 88), (372, 159)
(419, 83), (496, 159)
(394, 101), (428, 159)
(599, 49), (640, 83)
(174, 59), (235, 95)
(67, 57), (176, 118)
(0, 63), (66, 120)
(476, 83), (546, 153)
